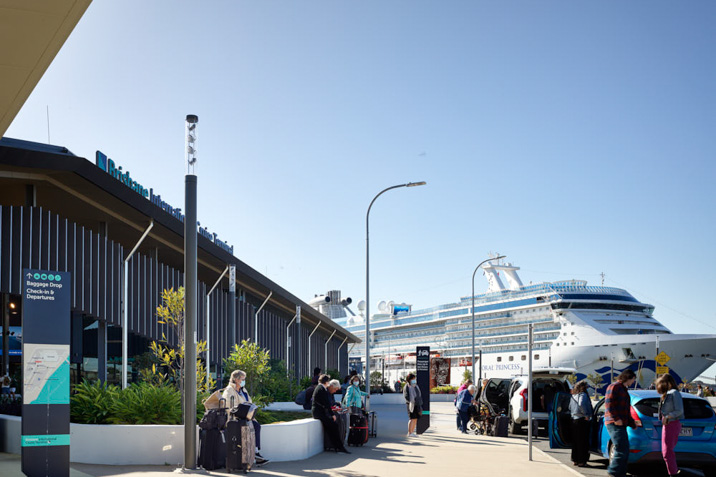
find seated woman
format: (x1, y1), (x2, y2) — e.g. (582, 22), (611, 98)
(342, 374), (369, 410)
(223, 370), (269, 466)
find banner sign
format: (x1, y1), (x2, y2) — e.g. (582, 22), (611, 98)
(416, 346), (430, 434)
(22, 269), (71, 477)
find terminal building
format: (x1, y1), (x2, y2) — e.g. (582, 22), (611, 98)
(0, 137), (359, 386)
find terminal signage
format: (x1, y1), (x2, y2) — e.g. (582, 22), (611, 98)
(416, 346), (430, 434)
(95, 150), (234, 255)
(21, 269), (71, 477)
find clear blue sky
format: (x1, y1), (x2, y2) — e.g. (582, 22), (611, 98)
(7, 1), (716, 379)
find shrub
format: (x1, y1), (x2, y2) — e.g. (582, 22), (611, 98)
(70, 380), (119, 424)
(223, 340), (271, 399)
(111, 382), (181, 425)
(430, 385), (458, 394)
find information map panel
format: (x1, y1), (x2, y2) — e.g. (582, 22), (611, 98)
(22, 269), (71, 477)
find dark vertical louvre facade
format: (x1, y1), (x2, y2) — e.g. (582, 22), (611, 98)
(0, 205), (349, 377)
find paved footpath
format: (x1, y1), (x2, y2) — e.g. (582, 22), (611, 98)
(0, 402), (580, 477)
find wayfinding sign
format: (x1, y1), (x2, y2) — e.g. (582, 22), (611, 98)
(22, 269), (71, 477)
(416, 346), (431, 434)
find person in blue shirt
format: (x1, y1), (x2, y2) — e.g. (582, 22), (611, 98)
(342, 375), (369, 409)
(569, 380), (594, 467)
(455, 385), (477, 433)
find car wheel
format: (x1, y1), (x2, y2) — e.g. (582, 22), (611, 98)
(608, 441), (615, 465)
(509, 412), (522, 435)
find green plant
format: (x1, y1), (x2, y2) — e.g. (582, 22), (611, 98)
(462, 368), (472, 383)
(254, 409), (311, 425)
(111, 382), (181, 425)
(139, 287), (214, 394)
(70, 380), (119, 424)
(566, 373), (578, 386)
(430, 385), (458, 394)
(325, 368), (341, 384)
(370, 371), (385, 390)
(223, 339), (271, 399)
(299, 376), (312, 390)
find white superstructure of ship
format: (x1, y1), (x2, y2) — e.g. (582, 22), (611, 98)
(319, 258), (716, 390)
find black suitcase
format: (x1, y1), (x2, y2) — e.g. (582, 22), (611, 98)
(198, 428), (226, 470)
(492, 415), (509, 437)
(324, 413), (348, 450)
(226, 418), (255, 473)
(367, 411), (377, 438)
(348, 413), (369, 446)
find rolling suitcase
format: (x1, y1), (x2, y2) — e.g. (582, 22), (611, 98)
(226, 418), (255, 473)
(198, 428), (226, 470)
(348, 413), (369, 446)
(367, 411), (377, 438)
(492, 415), (509, 437)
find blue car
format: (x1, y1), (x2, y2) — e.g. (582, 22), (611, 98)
(549, 390), (716, 476)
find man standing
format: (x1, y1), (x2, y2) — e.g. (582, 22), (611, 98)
(604, 369), (637, 477)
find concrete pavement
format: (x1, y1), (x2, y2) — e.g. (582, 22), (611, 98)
(0, 402), (580, 477)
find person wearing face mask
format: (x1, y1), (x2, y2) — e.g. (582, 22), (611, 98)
(223, 370), (269, 466)
(342, 375), (369, 410)
(402, 373), (423, 438)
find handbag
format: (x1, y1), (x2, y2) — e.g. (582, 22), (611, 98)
(202, 388), (226, 410)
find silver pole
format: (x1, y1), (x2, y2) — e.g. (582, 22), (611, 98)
(337, 337), (348, 375)
(528, 323), (533, 461)
(183, 114), (199, 469)
(254, 291), (273, 345)
(122, 220), (154, 389)
(324, 330), (336, 371)
(286, 310), (298, 379)
(365, 181), (426, 395)
(206, 266), (229, 390)
(307, 322), (321, 373)
(472, 256), (504, 382)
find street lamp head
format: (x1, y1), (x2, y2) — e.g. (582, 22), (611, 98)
(406, 181), (427, 187)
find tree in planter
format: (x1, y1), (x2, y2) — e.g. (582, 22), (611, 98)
(462, 368), (472, 383)
(139, 287), (214, 394)
(370, 371), (385, 391)
(223, 340), (271, 404)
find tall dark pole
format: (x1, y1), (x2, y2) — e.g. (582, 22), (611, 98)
(183, 114), (198, 469)
(472, 255), (505, 383)
(365, 181), (426, 398)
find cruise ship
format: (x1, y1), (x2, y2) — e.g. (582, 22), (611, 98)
(317, 259), (716, 390)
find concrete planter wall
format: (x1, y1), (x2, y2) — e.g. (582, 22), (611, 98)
(0, 414), (323, 465)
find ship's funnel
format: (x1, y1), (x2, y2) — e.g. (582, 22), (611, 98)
(308, 295), (331, 307)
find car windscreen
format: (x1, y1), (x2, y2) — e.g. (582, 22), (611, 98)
(634, 397), (715, 420)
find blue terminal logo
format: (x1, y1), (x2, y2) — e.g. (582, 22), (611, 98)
(48, 274), (54, 281)
(55, 274), (61, 282)
(33, 273), (40, 280)
(40, 274), (47, 280)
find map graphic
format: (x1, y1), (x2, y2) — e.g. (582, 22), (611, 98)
(23, 344), (70, 405)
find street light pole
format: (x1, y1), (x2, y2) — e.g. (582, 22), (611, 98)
(365, 181), (426, 397)
(472, 255), (505, 383)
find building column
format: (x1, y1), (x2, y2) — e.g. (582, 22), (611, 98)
(97, 320), (107, 383)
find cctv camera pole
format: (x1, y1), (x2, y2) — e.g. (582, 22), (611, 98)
(184, 114), (199, 470)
